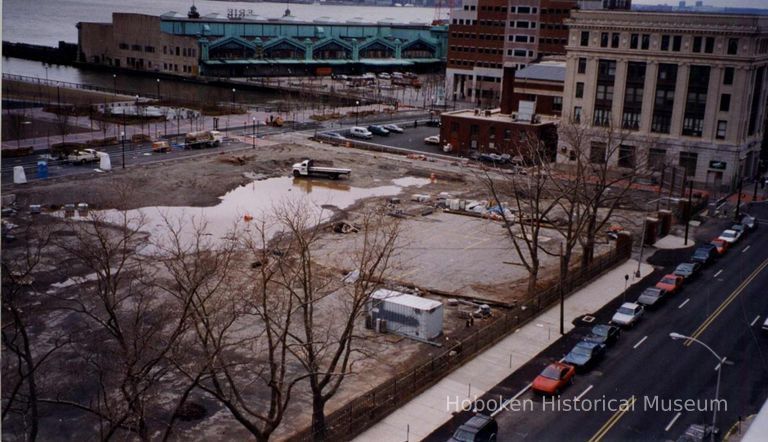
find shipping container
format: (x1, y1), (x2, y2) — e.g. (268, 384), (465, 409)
(366, 289), (443, 340)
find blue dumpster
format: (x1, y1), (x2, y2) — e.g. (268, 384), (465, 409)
(36, 161), (48, 179)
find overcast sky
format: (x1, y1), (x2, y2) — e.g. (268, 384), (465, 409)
(632, 0), (767, 8)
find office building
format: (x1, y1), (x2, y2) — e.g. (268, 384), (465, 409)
(559, 9), (768, 190)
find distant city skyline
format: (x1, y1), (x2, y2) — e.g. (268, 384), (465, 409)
(632, 0), (767, 8)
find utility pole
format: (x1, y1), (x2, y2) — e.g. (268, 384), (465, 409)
(559, 241), (565, 336)
(684, 180), (693, 245)
(735, 177), (744, 221)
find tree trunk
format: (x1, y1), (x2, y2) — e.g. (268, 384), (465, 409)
(311, 395), (327, 441)
(527, 266), (539, 296)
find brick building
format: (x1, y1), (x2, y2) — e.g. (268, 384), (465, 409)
(440, 62), (564, 160)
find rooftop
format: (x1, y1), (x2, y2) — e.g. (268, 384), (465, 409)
(441, 108), (559, 126)
(370, 289), (442, 310)
(515, 61), (566, 83)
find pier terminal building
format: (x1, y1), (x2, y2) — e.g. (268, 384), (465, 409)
(77, 5), (447, 78)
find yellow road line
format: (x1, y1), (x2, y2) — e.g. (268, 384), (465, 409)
(588, 395), (637, 442)
(684, 257), (768, 346)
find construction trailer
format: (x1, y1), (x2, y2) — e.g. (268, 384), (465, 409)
(366, 289), (444, 341)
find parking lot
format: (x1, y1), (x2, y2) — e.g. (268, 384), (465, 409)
(325, 123), (448, 156)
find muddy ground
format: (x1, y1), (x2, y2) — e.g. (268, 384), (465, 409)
(2, 138), (629, 441)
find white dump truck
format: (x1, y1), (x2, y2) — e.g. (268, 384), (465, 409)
(184, 130), (223, 149)
(67, 148), (101, 164)
(292, 159), (351, 179)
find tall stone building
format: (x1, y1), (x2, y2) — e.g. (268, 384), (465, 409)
(559, 9), (768, 191)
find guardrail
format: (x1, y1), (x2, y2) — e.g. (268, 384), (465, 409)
(2, 73), (153, 98)
(293, 242), (632, 441)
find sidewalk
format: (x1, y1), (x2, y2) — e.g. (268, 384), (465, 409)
(354, 259), (654, 442)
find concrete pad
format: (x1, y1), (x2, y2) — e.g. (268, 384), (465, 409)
(653, 234), (691, 250)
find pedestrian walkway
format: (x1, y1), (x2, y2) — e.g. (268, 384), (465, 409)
(354, 259), (654, 442)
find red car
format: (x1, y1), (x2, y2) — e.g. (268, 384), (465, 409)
(532, 361), (576, 395)
(710, 238), (728, 255)
(655, 274), (684, 294)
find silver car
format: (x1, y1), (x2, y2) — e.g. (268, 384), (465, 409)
(611, 302), (644, 327)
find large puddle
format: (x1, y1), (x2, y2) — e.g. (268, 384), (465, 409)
(89, 176), (432, 249)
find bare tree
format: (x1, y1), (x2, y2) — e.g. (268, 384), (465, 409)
(272, 201), (401, 439)
(479, 141), (561, 295)
(48, 209), (192, 440)
(1, 224), (66, 441)
(557, 121), (651, 267)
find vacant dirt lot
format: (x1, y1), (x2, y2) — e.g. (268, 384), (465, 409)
(1, 137), (623, 441)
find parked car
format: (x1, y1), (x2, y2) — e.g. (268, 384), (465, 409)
(377, 72), (391, 79)
(425, 119), (441, 127)
(532, 361), (576, 395)
(710, 239), (729, 255)
(611, 302), (644, 327)
(731, 223), (747, 238)
(322, 132), (346, 141)
(367, 125), (390, 136)
(655, 274), (684, 294)
(349, 126), (373, 139)
(676, 423), (714, 442)
(449, 414), (498, 442)
(424, 135), (441, 145)
(563, 341), (606, 372)
(636, 287), (667, 308)
(382, 124), (404, 133)
(718, 229), (741, 244)
(741, 214), (757, 230)
(584, 324), (621, 346)
(691, 244), (718, 264)
(673, 262), (701, 280)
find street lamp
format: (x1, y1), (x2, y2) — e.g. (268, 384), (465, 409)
(113, 74), (117, 96)
(669, 333), (730, 441)
(120, 130), (126, 169)
(252, 116), (256, 149)
(156, 78), (161, 100)
(355, 100), (360, 126)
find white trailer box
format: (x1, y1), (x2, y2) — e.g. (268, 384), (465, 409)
(367, 289), (443, 340)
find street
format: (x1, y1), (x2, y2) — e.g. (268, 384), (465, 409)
(426, 204), (768, 441)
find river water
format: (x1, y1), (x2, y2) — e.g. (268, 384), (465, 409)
(2, 0), (438, 46)
(2, 1), (438, 102)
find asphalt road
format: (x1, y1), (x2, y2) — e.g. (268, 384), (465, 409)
(426, 205), (768, 441)
(2, 114), (435, 185)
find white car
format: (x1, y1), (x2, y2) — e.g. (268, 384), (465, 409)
(378, 72), (391, 79)
(611, 302), (644, 327)
(349, 126), (373, 139)
(383, 124), (404, 133)
(717, 229), (741, 244)
(424, 135), (441, 145)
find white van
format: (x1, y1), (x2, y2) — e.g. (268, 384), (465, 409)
(349, 127), (373, 139)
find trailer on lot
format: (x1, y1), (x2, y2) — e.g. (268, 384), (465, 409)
(366, 289), (443, 341)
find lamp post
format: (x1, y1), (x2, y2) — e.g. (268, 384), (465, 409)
(156, 78), (161, 100)
(355, 100), (360, 126)
(112, 74), (117, 96)
(669, 333), (729, 441)
(120, 130), (126, 169)
(252, 116), (256, 149)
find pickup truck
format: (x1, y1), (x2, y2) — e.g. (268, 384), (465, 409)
(292, 159), (351, 180)
(67, 149), (101, 164)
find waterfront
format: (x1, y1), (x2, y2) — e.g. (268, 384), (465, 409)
(2, 0), (438, 47)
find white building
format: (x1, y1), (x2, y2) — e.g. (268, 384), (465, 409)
(559, 10), (768, 191)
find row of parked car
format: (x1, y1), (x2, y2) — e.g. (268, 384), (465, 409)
(449, 214), (759, 441)
(324, 124), (406, 141)
(531, 215), (759, 397)
(611, 213), (758, 331)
